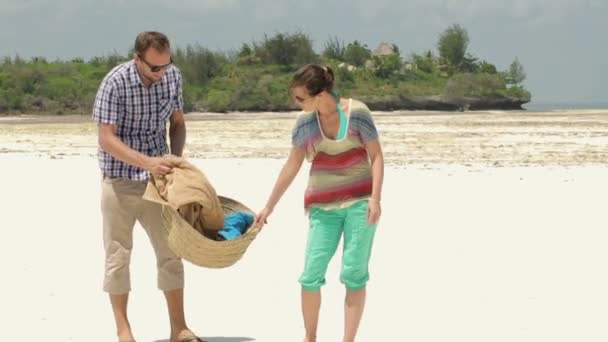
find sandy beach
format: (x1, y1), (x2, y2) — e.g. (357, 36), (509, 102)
(1, 109), (608, 341)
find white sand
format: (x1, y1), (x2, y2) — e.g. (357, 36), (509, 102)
(1, 155), (608, 341)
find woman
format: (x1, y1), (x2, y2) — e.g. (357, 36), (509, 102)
(255, 63), (384, 342)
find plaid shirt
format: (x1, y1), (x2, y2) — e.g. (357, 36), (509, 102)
(92, 60), (184, 181)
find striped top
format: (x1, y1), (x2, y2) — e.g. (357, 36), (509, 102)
(291, 99), (379, 210)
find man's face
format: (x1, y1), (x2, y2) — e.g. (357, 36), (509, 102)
(135, 48), (172, 83)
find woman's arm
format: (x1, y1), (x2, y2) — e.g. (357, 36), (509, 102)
(365, 140), (384, 224)
(255, 146), (306, 224)
(365, 140), (384, 202)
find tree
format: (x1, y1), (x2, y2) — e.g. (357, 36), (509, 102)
(460, 53), (479, 73)
(412, 50), (437, 73)
(506, 57), (526, 85)
(236, 43), (260, 65)
(289, 32), (318, 65)
(255, 31), (318, 66)
(238, 43), (253, 58)
(373, 54), (402, 79)
(343, 40), (371, 67)
(323, 36), (345, 61)
(261, 33), (291, 65)
(437, 24), (470, 73)
(478, 60), (498, 74)
(173, 45), (227, 84)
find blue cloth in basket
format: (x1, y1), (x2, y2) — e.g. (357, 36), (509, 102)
(218, 211), (254, 240)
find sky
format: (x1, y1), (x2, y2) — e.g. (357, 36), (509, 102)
(1, 0), (606, 104)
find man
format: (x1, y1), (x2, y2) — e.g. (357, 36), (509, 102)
(93, 31), (202, 342)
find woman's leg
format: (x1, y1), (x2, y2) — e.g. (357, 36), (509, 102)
(341, 200), (378, 341)
(299, 207), (345, 341)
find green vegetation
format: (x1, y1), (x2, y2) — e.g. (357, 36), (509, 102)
(0, 25), (530, 114)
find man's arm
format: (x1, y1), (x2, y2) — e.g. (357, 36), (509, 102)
(98, 123), (175, 176)
(169, 111), (186, 157)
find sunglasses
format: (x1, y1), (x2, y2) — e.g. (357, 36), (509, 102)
(138, 54), (173, 72)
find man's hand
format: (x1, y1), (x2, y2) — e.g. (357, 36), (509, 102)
(145, 157), (177, 177)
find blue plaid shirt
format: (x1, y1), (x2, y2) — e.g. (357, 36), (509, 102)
(92, 60), (184, 181)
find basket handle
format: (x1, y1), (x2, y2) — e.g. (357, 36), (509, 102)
(248, 222), (263, 234)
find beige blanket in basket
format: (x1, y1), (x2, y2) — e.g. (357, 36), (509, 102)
(142, 155), (225, 238)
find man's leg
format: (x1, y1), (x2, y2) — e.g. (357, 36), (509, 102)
(102, 178), (139, 341)
(164, 288), (195, 341)
(138, 199), (196, 341)
(109, 293), (133, 342)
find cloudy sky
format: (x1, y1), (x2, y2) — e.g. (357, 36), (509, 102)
(1, 0), (606, 104)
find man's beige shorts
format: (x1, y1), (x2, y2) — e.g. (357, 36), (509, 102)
(101, 176), (184, 294)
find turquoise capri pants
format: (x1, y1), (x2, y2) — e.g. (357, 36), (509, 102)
(298, 199), (378, 291)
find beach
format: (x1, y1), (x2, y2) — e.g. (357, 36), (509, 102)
(1, 109), (608, 341)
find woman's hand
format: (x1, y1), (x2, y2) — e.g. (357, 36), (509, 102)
(367, 199), (381, 225)
(255, 207), (274, 228)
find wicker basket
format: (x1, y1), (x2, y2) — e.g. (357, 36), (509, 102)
(159, 195), (260, 268)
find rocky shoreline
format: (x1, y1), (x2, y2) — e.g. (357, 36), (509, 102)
(201, 95), (530, 113)
(362, 95), (529, 111)
(0, 95), (530, 116)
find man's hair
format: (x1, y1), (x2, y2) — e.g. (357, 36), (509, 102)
(134, 31), (171, 57)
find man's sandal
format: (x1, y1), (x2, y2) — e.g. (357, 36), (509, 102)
(180, 337), (205, 342)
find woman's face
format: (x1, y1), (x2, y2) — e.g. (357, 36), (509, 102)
(291, 86), (319, 112)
